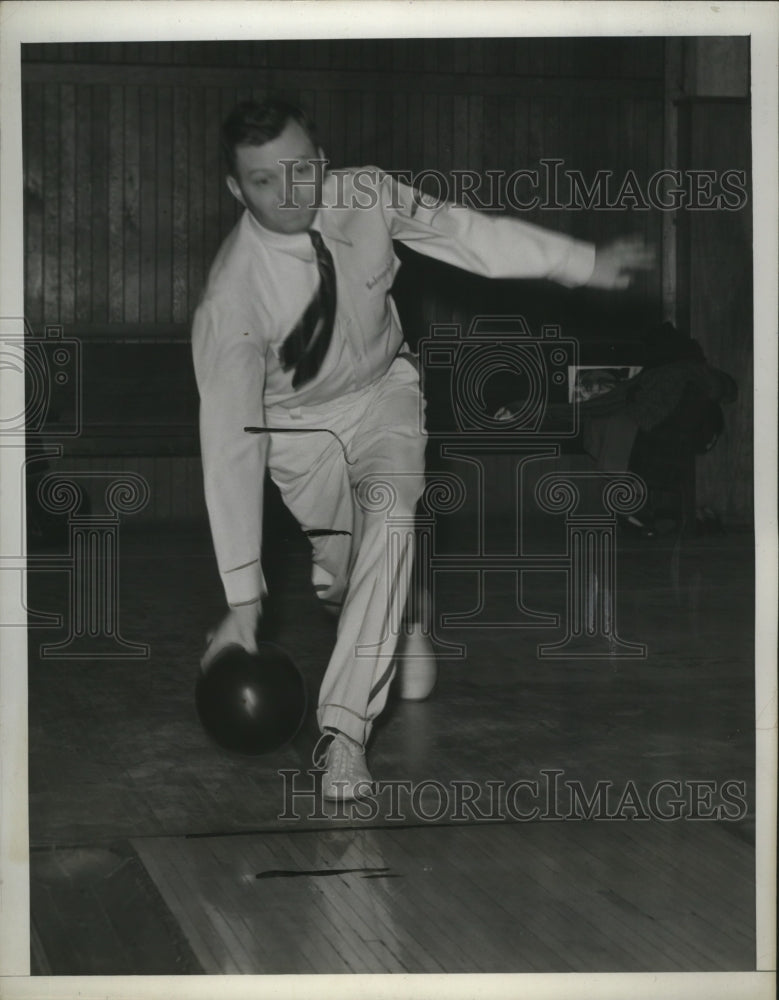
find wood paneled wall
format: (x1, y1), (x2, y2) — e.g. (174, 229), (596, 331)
(676, 97), (752, 527)
(22, 38), (665, 333)
(18, 41), (755, 529)
(21, 39), (676, 524)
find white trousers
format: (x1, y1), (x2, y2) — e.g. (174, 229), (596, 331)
(265, 356), (427, 745)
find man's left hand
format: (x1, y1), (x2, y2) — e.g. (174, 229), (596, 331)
(586, 236), (656, 290)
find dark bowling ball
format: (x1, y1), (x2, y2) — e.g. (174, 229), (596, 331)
(195, 643), (307, 755)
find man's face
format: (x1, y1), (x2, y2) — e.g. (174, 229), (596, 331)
(227, 119), (323, 235)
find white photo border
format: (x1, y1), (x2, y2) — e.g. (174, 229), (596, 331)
(1, 2), (776, 998)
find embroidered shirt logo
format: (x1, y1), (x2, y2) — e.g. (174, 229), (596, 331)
(366, 260), (393, 290)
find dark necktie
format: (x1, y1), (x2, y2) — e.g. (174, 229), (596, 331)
(280, 229), (337, 389)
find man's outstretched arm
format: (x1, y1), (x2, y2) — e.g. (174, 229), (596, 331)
(192, 298), (269, 668)
(378, 170), (655, 290)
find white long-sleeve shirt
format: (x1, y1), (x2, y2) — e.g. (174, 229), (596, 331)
(192, 167), (596, 606)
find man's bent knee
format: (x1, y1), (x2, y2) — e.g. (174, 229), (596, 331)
(355, 471), (424, 521)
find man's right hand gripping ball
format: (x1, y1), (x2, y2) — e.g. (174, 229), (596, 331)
(200, 601), (261, 672)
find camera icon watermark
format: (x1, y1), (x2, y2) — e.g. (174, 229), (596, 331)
(0, 317), (149, 658)
(420, 314), (579, 439)
(358, 314), (647, 661)
(0, 317), (82, 439)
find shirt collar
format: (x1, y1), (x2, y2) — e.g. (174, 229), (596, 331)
(243, 199), (353, 261)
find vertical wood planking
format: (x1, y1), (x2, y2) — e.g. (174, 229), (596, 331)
(187, 87), (205, 318)
(20, 39), (685, 523)
(238, 40), (260, 69)
(437, 92), (453, 177)
(139, 86), (157, 323)
(422, 91), (438, 180)
(344, 91), (362, 167)
(279, 40), (302, 72)
(407, 90), (424, 174)
(171, 87), (189, 324)
(543, 37), (561, 77)
(412, 39), (429, 77)
(74, 84), (93, 322)
(183, 457), (202, 520)
(329, 90), (347, 169)
(345, 38), (363, 72)
(421, 37), (438, 74)
(107, 86), (124, 324)
(467, 94), (484, 177)
(496, 38), (515, 78)
(152, 456), (169, 520)
(23, 82), (44, 325)
(451, 40), (470, 80)
(374, 91), (393, 170)
(42, 83), (61, 322)
(91, 85), (110, 323)
(391, 41), (409, 75)
(625, 95), (646, 293)
(177, 43), (195, 64)
(235, 79), (253, 105)
(201, 88), (221, 272)
(313, 89), (331, 163)
(481, 94), (500, 182)
(468, 38), (485, 76)
(682, 99), (752, 524)
(567, 87), (585, 240)
(360, 91), (377, 165)
(513, 38), (530, 76)
(23, 39), (668, 331)
(602, 97), (622, 240)
(527, 96), (545, 229)
(513, 95), (529, 180)
(452, 95), (468, 173)
(646, 97), (665, 305)
(391, 92), (408, 174)
(59, 84), (76, 324)
(308, 40), (329, 71)
(123, 85), (140, 322)
(496, 94), (517, 215)
(544, 96), (565, 233)
(216, 87), (238, 252)
(156, 86), (173, 323)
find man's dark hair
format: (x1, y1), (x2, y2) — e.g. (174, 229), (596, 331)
(220, 98), (316, 176)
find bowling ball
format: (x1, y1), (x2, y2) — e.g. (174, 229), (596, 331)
(195, 643), (307, 755)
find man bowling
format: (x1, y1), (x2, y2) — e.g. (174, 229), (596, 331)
(192, 98), (653, 800)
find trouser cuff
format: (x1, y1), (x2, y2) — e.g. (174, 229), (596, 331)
(318, 704), (371, 747)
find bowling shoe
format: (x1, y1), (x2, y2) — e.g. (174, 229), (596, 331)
(314, 731), (375, 801)
(395, 625), (438, 701)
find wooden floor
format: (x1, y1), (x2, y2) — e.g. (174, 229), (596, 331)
(27, 516), (757, 974)
(132, 820), (754, 973)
